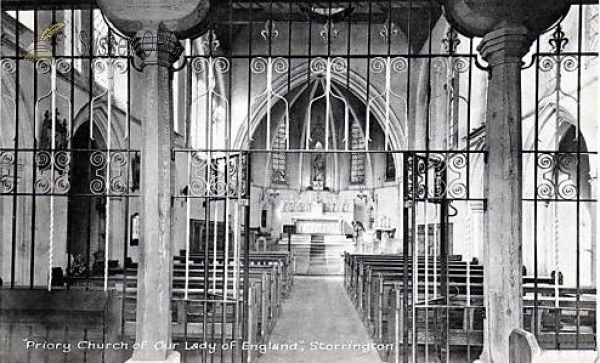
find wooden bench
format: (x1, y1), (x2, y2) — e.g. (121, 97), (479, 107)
(344, 252), (461, 287)
(358, 263), (483, 317)
(0, 289), (123, 363)
(510, 329), (597, 363)
(369, 270), (484, 345)
(344, 253), (596, 361)
(379, 287), (596, 363)
(176, 251), (294, 297)
(120, 265), (282, 343)
(344, 253), (464, 297)
(122, 283), (262, 363)
(171, 266), (282, 339)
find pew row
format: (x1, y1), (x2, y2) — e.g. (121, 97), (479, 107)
(509, 329), (597, 363)
(67, 250), (294, 363)
(344, 252), (597, 363)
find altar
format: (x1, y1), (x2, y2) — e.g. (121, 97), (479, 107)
(278, 199), (354, 275)
(294, 218), (345, 235)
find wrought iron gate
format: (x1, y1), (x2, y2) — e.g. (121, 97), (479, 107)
(0, 1), (597, 363)
(399, 152), (485, 363)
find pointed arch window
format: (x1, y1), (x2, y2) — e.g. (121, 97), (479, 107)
(350, 121), (365, 185)
(271, 122), (287, 183)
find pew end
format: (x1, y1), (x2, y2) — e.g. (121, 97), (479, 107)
(510, 329), (598, 363)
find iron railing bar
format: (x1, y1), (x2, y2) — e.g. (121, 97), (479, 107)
(179, 52), (487, 59)
(50, 8), (58, 293)
(2, 0), (595, 10)
(9, 10), (21, 289)
(30, 0), (40, 289)
(242, 154), (252, 359)
(1, 52), (508, 60)
(532, 32), (542, 338)
(575, 0), (584, 349)
(171, 147), (490, 154)
(405, 7), (417, 360)
(0, 148), (141, 152)
(402, 154), (411, 363)
(523, 198), (597, 202)
(66, 3), (76, 290)
(120, 60), (133, 337)
(0, 192), (140, 197)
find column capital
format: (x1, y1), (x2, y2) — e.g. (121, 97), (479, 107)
(441, 0), (570, 39)
(133, 28), (184, 68)
(477, 25), (531, 67)
(96, 0), (211, 39)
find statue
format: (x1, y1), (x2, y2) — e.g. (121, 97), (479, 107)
(40, 109), (68, 150)
(313, 153), (324, 181)
(38, 109), (69, 172)
(312, 141), (325, 189)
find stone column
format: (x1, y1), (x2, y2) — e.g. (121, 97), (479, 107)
(476, 25), (531, 363)
(126, 29), (182, 363)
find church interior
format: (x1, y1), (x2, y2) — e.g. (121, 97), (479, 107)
(0, 0), (598, 362)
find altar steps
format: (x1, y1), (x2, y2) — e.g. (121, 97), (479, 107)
(307, 234), (346, 275)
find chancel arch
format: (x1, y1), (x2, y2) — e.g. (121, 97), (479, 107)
(249, 75), (390, 191)
(233, 62), (407, 152)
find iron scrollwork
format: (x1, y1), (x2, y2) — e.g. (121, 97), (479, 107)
(34, 151), (71, 194)
(537, 152), (579, 200)
(0, 151), (16, 194)
(89, 151), (129, 195)
(189, 152), (247, 198)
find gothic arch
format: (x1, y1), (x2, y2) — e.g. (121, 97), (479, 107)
(1, 69), (35, 148)
(232, 61), (407, 151)
(72, 101), (128, 151)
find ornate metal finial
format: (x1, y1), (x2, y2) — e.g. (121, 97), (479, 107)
(201, 30), (220, 53)
(320, 21), (339, 44)
(549, 24), (569, 53)
(379, 19), (398, 41)
(261, 20), (279, 42)
(442, 28), (461, 54)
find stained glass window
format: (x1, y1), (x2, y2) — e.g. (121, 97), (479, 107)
(271, 122), (286, 183)
(350, 121), (365, 185)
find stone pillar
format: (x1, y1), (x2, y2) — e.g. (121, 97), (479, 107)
(476, 25), (531, 363)
(125, 29), (182, 363)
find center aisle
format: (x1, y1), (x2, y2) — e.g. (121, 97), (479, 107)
(258, 276), (386, 363)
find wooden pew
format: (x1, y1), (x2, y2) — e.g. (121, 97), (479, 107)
(344, 252), (596, 361)
(358, 263), (483, 317)
(382, 283), (484, 363)
(176, 250), (294, 297)
(0, 289), (124, 363)
(523, 286), (596, 349)
(343, 253), (463, 297)
(379, 286), (596, 362)
(509, 329), (597, 363)
(171, 265), (281, 339)
(54, 251), (294, 363)
(369, 270), (484, 344)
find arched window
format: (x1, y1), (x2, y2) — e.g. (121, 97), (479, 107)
(385, 153), (396, 181)
(350, 121), (365, 185)
(271, 122), (286, 183)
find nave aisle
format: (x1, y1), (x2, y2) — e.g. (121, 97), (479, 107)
(258, 276), (384, 363)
